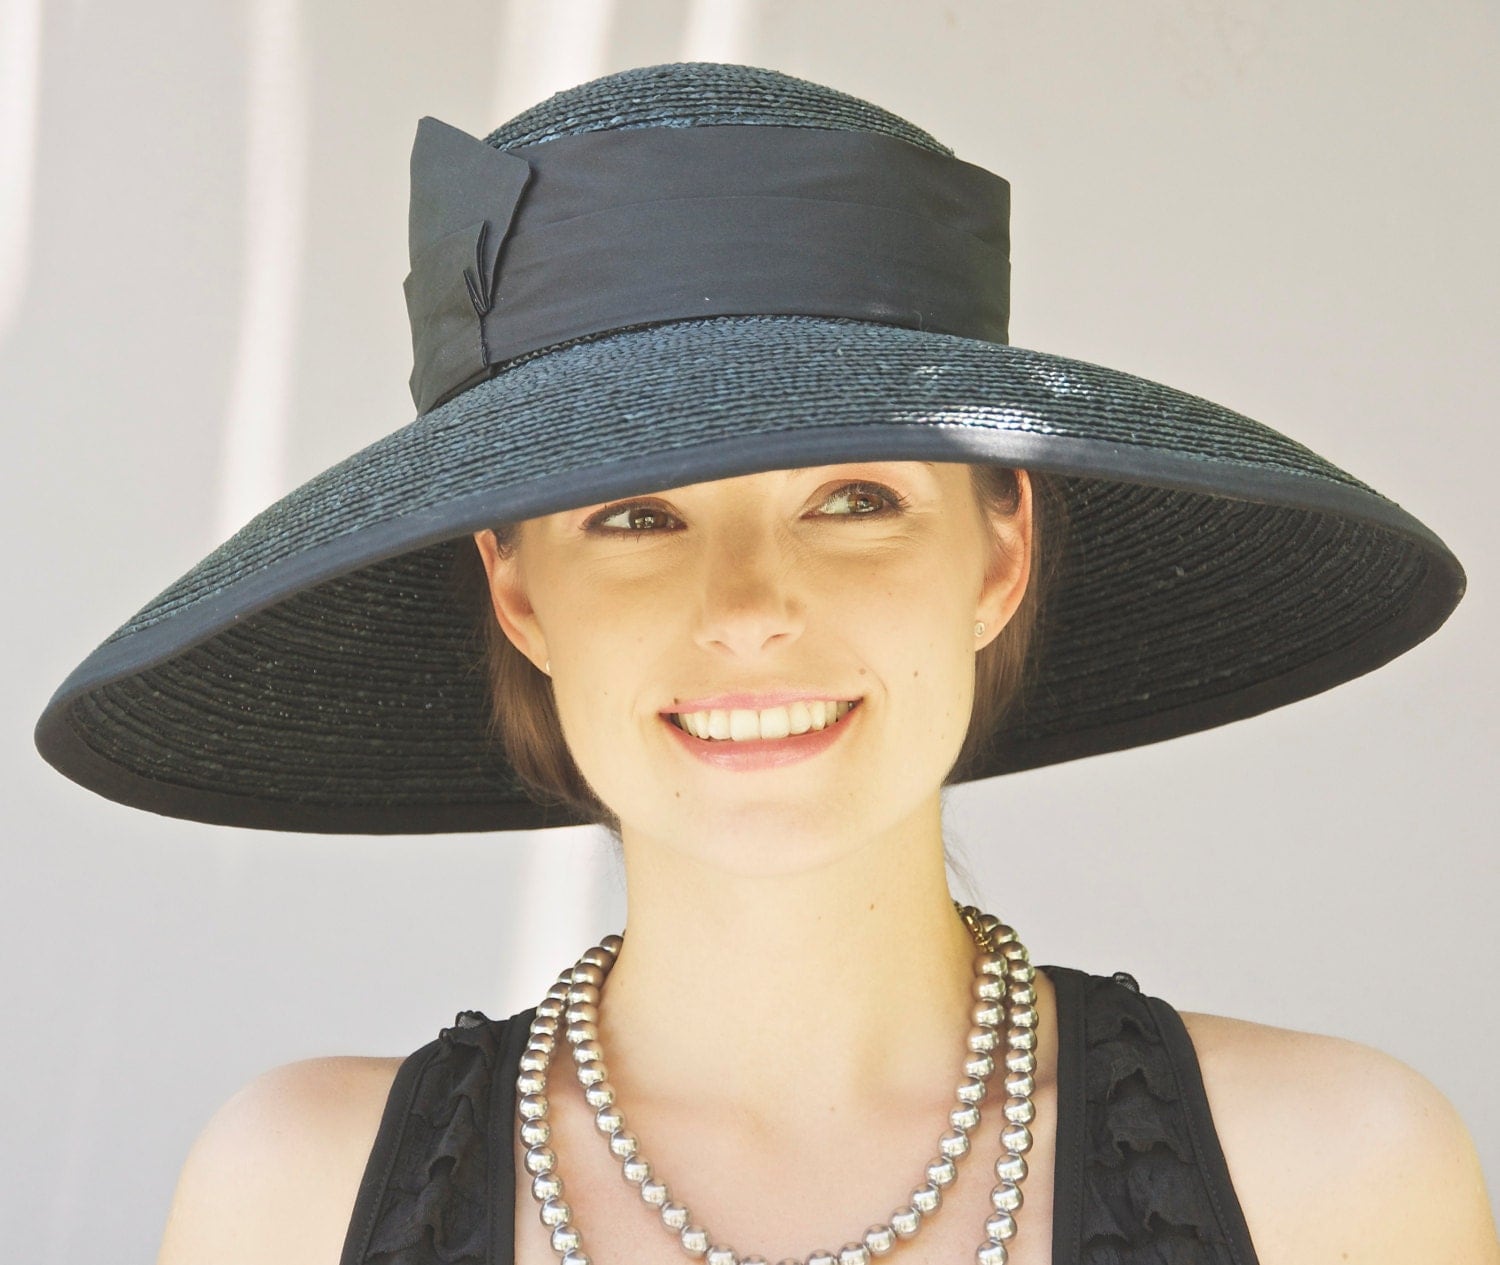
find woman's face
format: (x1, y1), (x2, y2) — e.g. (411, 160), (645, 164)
(474, 461), (1031, 874)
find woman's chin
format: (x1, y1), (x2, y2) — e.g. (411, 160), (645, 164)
(617, 790), (894, 876)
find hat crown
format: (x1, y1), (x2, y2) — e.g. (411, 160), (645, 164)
(481, 61), (954, 157)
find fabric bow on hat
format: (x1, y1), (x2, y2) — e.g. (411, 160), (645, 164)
(403, 117), (533, 417)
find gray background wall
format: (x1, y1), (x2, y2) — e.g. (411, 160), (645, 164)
(2, 1), (1495, 1258)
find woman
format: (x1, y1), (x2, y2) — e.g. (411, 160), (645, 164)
(34, 62), (1496, 1264)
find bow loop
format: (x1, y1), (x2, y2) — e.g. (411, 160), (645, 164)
(403, 117), (532, 411)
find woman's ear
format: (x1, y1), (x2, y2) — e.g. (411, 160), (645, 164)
(471, 530), (549, 673)
(975, 469), (1033, 648)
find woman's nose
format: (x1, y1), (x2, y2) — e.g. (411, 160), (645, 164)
(692, 527), (806, 658)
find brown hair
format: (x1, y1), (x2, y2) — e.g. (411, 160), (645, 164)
(454, 465), (1064, 830)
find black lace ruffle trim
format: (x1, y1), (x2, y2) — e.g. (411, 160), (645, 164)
(361, 1010), (500, 1265)
(1078, 974), (1247, 1265)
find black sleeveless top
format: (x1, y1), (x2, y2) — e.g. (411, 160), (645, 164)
(338, 965), (1262, 1265)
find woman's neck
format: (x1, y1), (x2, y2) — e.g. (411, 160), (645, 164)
(597, 798), (982, 1133)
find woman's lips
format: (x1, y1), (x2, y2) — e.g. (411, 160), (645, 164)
(662, 700), (861, 770)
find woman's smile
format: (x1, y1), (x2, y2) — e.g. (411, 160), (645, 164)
(661, 697), (864, 770)
(665, 697), (859, 740)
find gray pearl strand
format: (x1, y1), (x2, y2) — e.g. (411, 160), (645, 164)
(517, 904), (1038, 1265)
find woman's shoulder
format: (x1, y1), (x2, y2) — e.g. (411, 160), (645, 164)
(1176, 1007), (1497, 1264)
(155, 1053), (406, 1265)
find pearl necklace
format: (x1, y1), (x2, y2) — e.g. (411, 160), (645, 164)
(517, 903), (1038, 1265)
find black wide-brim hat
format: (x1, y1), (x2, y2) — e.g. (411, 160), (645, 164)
(35, 62), (1465, 834)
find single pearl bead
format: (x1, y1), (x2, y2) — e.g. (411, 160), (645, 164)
(890, 1206), (921, 1238)
(986, 1211), (1017, 1241)
(1005, 1049), (1036, 1075)
(991, 1181), (1023, 1212)
(567, 982), (600, 1008)
(956, 1076), (988, 1104)
(976, 951), (1008, 976)
(950, 1102), (981, 1131)
(966, 1025), (999, 1053)
(963, 1052), (995, 1080)
(995, 1153), (1028, 1183)
(557, 988), (587, 1011)
(938, 1128), (970, 1160)
(565, 1021), (598, 1046)
(927, 1155), (958, 1186)
(911, 1182), (942, 1214)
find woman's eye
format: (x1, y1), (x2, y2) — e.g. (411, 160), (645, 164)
(587, 502), (682, 533)
(817, 482), (907, 517)
(584, 481), (905, 534)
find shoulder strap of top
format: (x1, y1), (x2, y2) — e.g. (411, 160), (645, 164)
(339, 1006), (534, 1265)
(1043, 964), (1261, 1265)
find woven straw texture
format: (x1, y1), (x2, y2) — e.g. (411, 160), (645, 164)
(35, 63), (1463, 833)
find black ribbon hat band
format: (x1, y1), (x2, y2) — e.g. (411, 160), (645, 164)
(403, 117), (1013, 414)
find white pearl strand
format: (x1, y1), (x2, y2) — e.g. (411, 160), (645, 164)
(517, 904), (1038, 1265)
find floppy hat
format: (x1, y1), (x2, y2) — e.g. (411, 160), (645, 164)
(33, 61), (1465, 834)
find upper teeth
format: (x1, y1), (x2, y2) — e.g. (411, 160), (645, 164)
(671, 700), (856, 741)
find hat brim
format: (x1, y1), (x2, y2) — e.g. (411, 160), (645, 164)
(35, 314), (1465, 833)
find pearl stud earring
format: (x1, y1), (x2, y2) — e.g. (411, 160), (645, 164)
(974, 621), (986, 637)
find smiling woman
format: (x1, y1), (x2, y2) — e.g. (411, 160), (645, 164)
(33, 60), (1497, 1265)
(460, 462), (1062, 834)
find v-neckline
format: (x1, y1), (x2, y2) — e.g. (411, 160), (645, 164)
(492, 964), (1086, 1265)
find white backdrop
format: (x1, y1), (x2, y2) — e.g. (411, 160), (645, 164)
(2, 2), (1495, 1259)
